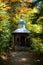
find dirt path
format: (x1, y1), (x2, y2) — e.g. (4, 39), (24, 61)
(0, 51), (43, 65)
(0, 46), (43, 65)
(7, 51), (34, 65)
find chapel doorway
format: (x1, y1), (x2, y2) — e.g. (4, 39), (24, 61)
(20, 36), (25, 46)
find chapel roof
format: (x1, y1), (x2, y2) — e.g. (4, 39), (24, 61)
(13, 19), (31, 33)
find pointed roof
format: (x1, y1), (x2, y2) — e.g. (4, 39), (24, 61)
(13, 19), (31, 33)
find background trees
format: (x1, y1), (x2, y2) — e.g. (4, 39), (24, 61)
(0, 2), (13, 52)
(0, 0), (43, 53)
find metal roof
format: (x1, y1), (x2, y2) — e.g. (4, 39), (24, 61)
(13, 19), (31, 33)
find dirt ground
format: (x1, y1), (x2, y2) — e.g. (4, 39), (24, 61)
(0, 47), (43, 65)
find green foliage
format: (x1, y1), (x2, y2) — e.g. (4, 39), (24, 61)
(0, 1), (43, 53)
(0, 3), (12, 52)
(31, 37), (43, 53)
(0, 17), (11, 51)
(25, 0), (43, 53)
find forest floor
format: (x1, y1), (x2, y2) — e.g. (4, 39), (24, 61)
(0, 46), (43, 65)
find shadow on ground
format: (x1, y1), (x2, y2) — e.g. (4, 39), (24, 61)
(0, 51), (43, 65)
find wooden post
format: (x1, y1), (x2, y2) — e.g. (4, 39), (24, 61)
(13, 35), (15, 51)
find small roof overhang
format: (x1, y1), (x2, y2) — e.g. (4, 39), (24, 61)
(13, 28), (31, 34)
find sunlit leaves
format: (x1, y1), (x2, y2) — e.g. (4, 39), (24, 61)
(32, 7), (40, 13)
(32, 24), (42, 33)
(6, 6), (12, 10)
(0, 2), (7, 13)
(26, 0), (32, 2)
(0, 0), (4, 2)
(0, 2), (6, 8)
(17, 0), (23, 2)
(26, 23), (32, 30)
(26, 23), (42, 33)
(37, 16), (43, 24)
(10, 0), (23, 2)
(10, 0), (17, 2)
(31, 37), (43, 52)
(10, 0), (32, 3)
(0, 0), (33, 3)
